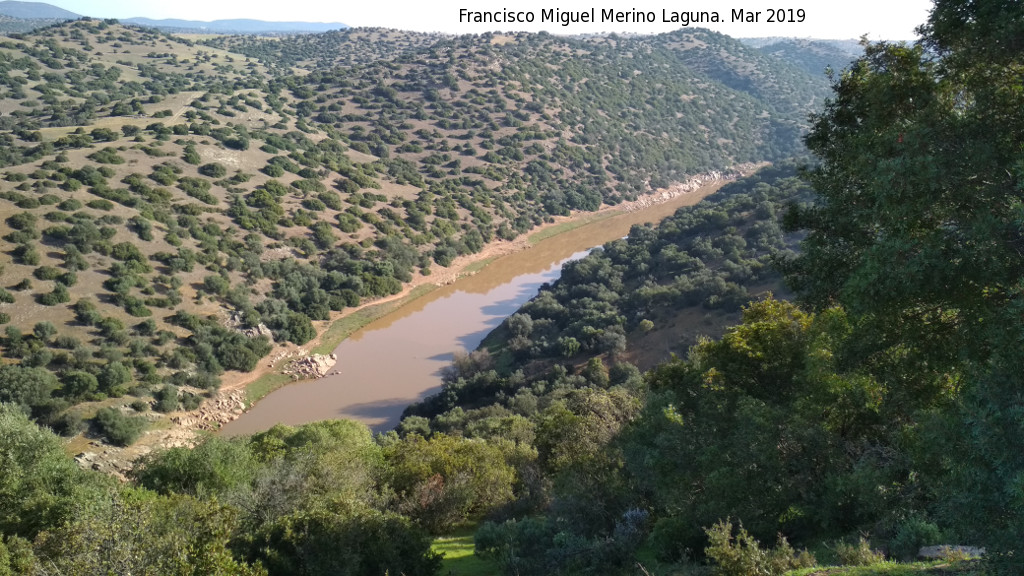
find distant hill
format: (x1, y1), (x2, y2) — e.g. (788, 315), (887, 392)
(122, 17), (347, 34)
(0, 0), (77, 32)
(741, 37), (862, 76)
(0, 0), (78, 19)
(0, 13), (61, 32)
(740, 36), (862, 53)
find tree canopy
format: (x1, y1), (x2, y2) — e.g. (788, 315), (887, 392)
(783, 0), (1024, 567)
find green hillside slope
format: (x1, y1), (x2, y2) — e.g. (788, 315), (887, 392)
(0, 19), (830, 439)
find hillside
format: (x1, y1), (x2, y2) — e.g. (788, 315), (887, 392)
(401, 162), (813, 431)
(0, 0), (78, 20)
(0, 19), (832, 443)
(753, 38), (861, 76)
(0, 0), (75, 33)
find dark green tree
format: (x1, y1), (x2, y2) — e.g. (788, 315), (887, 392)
(783, 1), (1024, 567)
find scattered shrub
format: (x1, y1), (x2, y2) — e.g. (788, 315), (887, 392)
(181, 392), (202, 411)
(37, 284), (70, 306)
(890, 518), (942, 561)
(93, 406), (147, 446)
(87, 147), (125, 164)
(704, 519), (816, 576)
(198, 163), (226, 178)
(833, 537), (885, 566)
(154, 384), (179, 413)
(57, 198), (83, 211)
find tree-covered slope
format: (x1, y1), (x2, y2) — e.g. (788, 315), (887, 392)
(760, 38), (860, 76)
(400, 163), (813, 435)
(203, 27), (447, 70)
(408, 1), (1024, 572)
(476, 162), (812, 370)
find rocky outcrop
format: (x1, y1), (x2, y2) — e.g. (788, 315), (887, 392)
(627, 172), (724, 211)
(75, 449), (129, 478)
(623, 167), (753, 213)
(241, 323), (273, 340)
(283, 354), (338, 379)
(918, 545), (985, 559)
(225, 311), (275, 341)
(73, 426), (199, 481)
(172, 389), (247, 431)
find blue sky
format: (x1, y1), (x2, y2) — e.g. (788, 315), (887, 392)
(44, 0), (933, 39)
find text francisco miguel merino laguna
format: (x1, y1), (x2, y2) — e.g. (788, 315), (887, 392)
(458, 7), (806, 27)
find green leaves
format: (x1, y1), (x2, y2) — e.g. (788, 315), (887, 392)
(784, 2), (1024, 566)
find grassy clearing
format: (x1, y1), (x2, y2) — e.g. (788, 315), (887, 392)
(528, 210), (618, 244)
(461, 256), (497, 275)
(243, 372), (295, 405)
(310, 284), (438, 356)
(433, 527), (497, 576)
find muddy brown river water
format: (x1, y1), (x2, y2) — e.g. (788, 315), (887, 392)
(221, 179), (729, 435)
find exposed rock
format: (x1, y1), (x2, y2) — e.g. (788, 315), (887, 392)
(282, 353), (338, 380)
(622, 168), (751, 213)
(241, 323), (273, 340)
(171, 389), (248, 431)
(225, 311), (275, 342)
(918, 545), (985, 559)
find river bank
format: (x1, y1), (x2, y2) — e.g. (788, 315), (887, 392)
(222, 166), (755, 434)
(220, 167), (749, 401)
(69, 166), (752, 470)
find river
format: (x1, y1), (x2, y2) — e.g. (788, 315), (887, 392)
(221, 178), (730, 435)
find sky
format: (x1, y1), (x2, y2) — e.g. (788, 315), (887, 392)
(44, 0), (933, 40)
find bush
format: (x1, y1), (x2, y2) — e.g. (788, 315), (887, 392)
(317, 191), (342, 210)
(58, 198), (82, 211)
(51, 411), (87, 436)
(33, 266), (62, 281)
(249, 506), (442, 576)
(833, 537), (885, 566)
(37, 284), (70, 306)
(87, 147), (125, 164)
(385, 434), (516, 533)
(198, 163), (227, 178)
(86, 199), (114, 211)
(154, 384), (179, 413)
(704, 519), (816, 576)
(93, 407), (147, 446)
(648, 516), (706, 562)
(14, 244), (39, 265)
(181, 392), (202, 411)
(890, 518), (942, 561)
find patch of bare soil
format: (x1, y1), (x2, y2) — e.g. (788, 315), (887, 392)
(72, 388), (246, 479)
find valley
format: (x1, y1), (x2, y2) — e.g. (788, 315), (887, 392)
(1, 3), (1019, 575)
